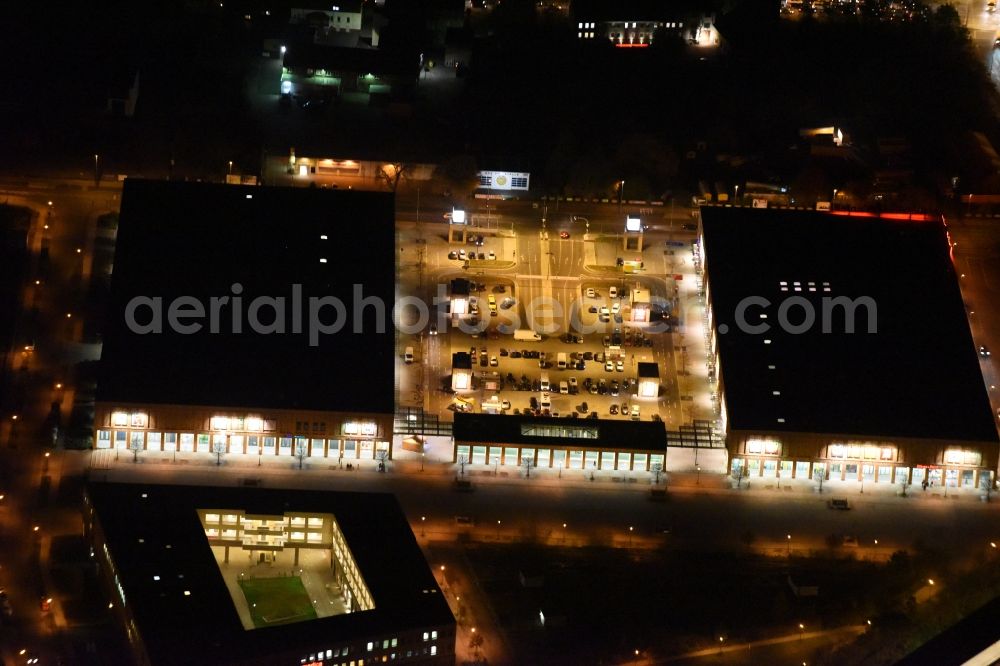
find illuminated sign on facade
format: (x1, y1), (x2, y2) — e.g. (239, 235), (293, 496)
(478, 171), (530, 191)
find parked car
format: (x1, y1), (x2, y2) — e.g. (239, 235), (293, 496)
(610, 404), (618, 415)
(980, 345), (991, 358)
(616, 360), (624, 372)
(586, 287), (596, 298)
(605, 360), (614, 372)
(827, 499), (851, 510)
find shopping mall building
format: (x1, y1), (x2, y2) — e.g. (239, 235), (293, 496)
(94, 180), (396, 463)
(698, 207), (999, 490)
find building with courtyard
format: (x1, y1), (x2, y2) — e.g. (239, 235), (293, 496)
(698, 207), (999, 490)
(84, 482), (455, 665)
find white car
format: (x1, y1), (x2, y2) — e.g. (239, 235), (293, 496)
(605, 361), (614, 372)
(459, 249), (467, 260)
(630, 405), (640, 420)
(569, 377), (578, 388)
(586, 287), (596, 298)
(611, 302), (621, 314)
(488, 250), (496, 260)
(609, 286), (618, 298)
(600, 306), (610, 316)
(616, 360), (624, 372)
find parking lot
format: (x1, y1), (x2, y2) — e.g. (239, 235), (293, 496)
(441, 278), (678, 423)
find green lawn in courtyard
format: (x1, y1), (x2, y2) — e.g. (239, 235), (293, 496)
(238, 576), (318, 628)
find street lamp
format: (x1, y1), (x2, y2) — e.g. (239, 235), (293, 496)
(228, 160), (233, 176)
(734, 185), (740, 202)
(93, 154), (100, 186)
(421, 515), (426, 537)
(629, 525), (634, 547)
(496, 519), (501, 539)
(798, 623), (805, 640)
(562, 522), (567, 544)
(696, 464), (701, 485)
(787, 534), (792, 556)
(618, 180), (626, 213)
(421, 452), (425, 472)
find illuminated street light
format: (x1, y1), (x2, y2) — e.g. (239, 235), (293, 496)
(928, 579), (935, 585)
(798, 623), (805, 640)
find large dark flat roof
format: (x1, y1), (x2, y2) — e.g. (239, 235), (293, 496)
(97, 179), (395, 413)
(701, 207), (997, 443)
(86, 482), (453, 666)
(453, 412), (666, 451)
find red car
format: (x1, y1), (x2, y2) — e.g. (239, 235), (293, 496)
(559, 231), (570, 239)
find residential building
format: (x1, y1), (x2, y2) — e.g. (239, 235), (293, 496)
(85, 482), (455, 665)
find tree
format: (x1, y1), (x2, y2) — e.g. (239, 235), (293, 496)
(814, 468), (825, 493)
(652, 461), (663, 484)
(129, 437), (143, 463)
(378, 163), (411, 192)
(981, 475), (994, 502)
(521, 457), (534, 478)
(295, 441), (308, 469)
(457, 454), (468, 477)
(468, 632), (484, 656)
(436, 155), (479, 198)
(212, 440), (227, 466)
(375, 449), (389, 472)
(899, 479), (910, 498)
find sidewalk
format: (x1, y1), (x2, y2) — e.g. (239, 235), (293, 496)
(662, 624), (867, 662)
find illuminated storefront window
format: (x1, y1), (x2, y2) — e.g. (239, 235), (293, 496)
(746, 439), (780, 455)
(343, 422), (377, 437)
(944, 449), (982, 466)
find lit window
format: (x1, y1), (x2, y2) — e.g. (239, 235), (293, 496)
(423, 632), (428, 642)
(578, 22), (583, 28)
(431, 631), (437, 640)
(430, 646), (437, 656)
(204, 513), (220, 523)
(367, 642), (374, 652)
(112, 411), (128, 427)
(211, 416), (230, 430)
(130, 412), (148, 427)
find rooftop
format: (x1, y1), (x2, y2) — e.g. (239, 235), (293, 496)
(86, 482), (453, 666)
(453, 412), (667, 451)
(701, 207), (998, 443)
(97, 179), (396, 414)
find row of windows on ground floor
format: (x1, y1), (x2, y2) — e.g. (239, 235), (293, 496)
(95, 431), (389, 458)
(456, 444), (665, 471)
(732, 457), (995, 488)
